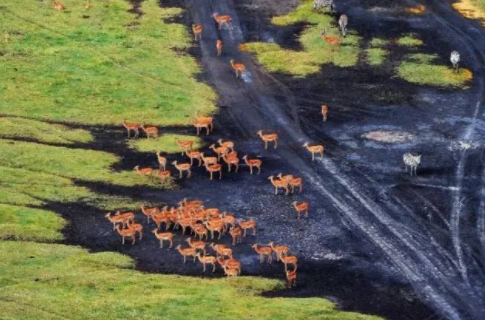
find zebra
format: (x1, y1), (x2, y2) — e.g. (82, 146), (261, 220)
(403, 153), (421, 176)
(338, 14), (348, 37)
(450, 51), (460, 73)
(313, 0), (334, 13)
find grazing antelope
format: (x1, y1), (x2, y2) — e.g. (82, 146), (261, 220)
(141, 206), (158, 223)
(175, 139), (194, 155)
(286, 269), (297, 287)
(211, 243), (233, 258)
(278, 174), (303, 194)
(152, 230), (173, 248)
(239, 219), (256, 236)
(196, 253), (217, 272)
(268, 176), (289, 195)
(229, 226), (242, 245)
(192, 24), (203, 41)
(176, 245), (197, 263)
(116, 225), (136, 244)
(209, 144), (229, 161)
(269, 242), (289, 261)
(141, 125), (158, 139)
(193, 119), (212, 136)
(186, 150), (203, 166)
(216, 39), (223, 56)
(213, 13), (231, 30)
(172, 161), (191, 178)
(134, 165), (154, 179)
(338, 14), (348, 37)
(321, 29), (340, 52)
(252, 244), (273, 263)
(53, 0), (65, 10)
(450, 51), (460, 73)
(156, 169), (171, 182)
(321, 105), (329, 121)
(303, 142), (324, 161)
(292, 201), (309, 219)
(122, 121), (140, 138)
(403, 153), (421, 176)
(223, 154), (239, 172)
(106, 212), (134, 230)
(186, 238), (206, 254)
(223, 265), (239, 277)
(218, 139), (234, 150)
(155, 152), (167, 170)
(242, 155), (262, 175)
(281, 255), (298, 272)
(230, 59), (246, 78)
(257, 131), (278, 149)
(205, 163), (222, 180)
(201, 153), (218, 166)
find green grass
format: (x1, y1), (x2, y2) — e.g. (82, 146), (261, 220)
(365, 48), (387, 66)
(396, 34), (423, 47)
(0, 0), (216, 126)
(0, 117), (93, 145)
(0, 241), (384, 320)
(128, 134), (204, 153)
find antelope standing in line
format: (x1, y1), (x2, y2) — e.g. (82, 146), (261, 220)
(252, 244), (273, 263)
(152, 230), (173, 248)
(105, 212), (134, 230)
(321, 105), (329, 121)
(141, 125), (158, 139)
(229, 226), (242, 245)
(321, 29), (340, 52)
(192, 24), (203, 41)
(281, 255), (298, 272)
(186, 238), (207, 254)
(156, 152), (167, 170)
(243, 155), (262, 174)
(196, 253), (217, 272)
(116, 225), (136, 245)
(176, 245), (197, 263)
(403, 153), (421, 176)
(172, 161), (191, 178)
(292, 201), (309, 219)
(239, 219), (256, 236)
(338, 14), (348, 37)
(122, 121), (140, 138)
(205, 163), (222, 180)
(450, 51), (460, 73)
(201, 153), (218, 166)
(134, 165), (155, 179)
(211, 243), (233, 258)
(230, 59), (246, 78)
(53, 0), (65, 10)
(141, 206), (158, 223)
(269, 242), (289, 261)
(278, 174), (303, 194)
(216, 39), (223, 56)
(286, 269), (297, 287)
(268, 175), (289, 195)
(175, 139), (193, 155)
(303, 142), (324, 161)
(185, 150), (203, 166)
(193, 119), (212, 135)
(212, 13), (231, 30)
(223, 154), (239, 172)
(257, 130), (278, 149)
(127, 222), (143, 241)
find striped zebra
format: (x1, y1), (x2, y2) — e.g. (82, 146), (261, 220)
(313, 0), (334, 12)
(338, 14), (348, 37)
(403, 153), (421, 176)
(450, 51), (460, 73)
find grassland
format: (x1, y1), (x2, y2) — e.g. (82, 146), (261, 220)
(453, 0), (485, 25)
(128, 134), (204, 153)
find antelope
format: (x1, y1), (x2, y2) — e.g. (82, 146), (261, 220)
(204, 220), (224, 239)
(196, 253), (217, 272)
(218, 139), (234, 150)
(105, 212), (134, 230)
(239, 219), (256, 236)
(155, 152), (167, 170)
(218, 257), (242, 275)
(134, 165), (154, 179)
(53, 0), (65, 10)
(303, 142), (324, 161)
(281, 255), (298, 272)
(209, 144), (228, 160)
(292, 201), (309, 219)
(216, 39), (223, 56)
(257, 131), (278, 149)
(185, 150), (203, 166)
(321, 105), (329, 121)
(403, 153), (421, 176)
(242, 155), (262, 175)
(321, 29), (340, 52)
(172, 161), (191, 178)
(230, 59), (246, 78)
(201, 153), (218, 166)
(193, 119), (212, 136)
(226, 150), (238, 159)
(176, 245), (197, 263)
(269, 242), (289, 261)
(141, 125), (158, 139)
(223, 154), (239, 172)
(152, 230), (173, 248)
(223, 265), (239, 277)
(180, 198), (204, 209)
(152, 212), (170, 230)
(268, 175), (289, 195)
(175, 139), (193, 155)
(122, 121), (140, 138)
(205, 163), (222, 180)
(450, 51), (460, 73)
(211, 243), (233, 258)
(186, 238), (206, 254)
(177, 217), (193, 235)
(127, 222), (143, 241)
(195, 112), (214, 131)
(193, 223), (209, 240)
(156, 169), (171, 182)
(222, 212), (236, 231)
(213, 13), (231, 30)
(141, 206), (158, 223)
(338, 14), (348, 37)
(192, 24), (203, 41)
(252, 244), (273, 263)
(85, 0), (93, 9)
(286, 269), (297, 287)
(115, 225), (136, 244)
(229, 226), (242, 245)
(278, 174), (303, 194)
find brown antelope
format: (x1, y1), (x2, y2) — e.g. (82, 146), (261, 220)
(226, 150), (238, 159)
(177, 217), (193, 235)
(242, 155), (262, 175)
(321, 105), (329, 121)
(292, 201), (309, 219)
(116, 225), (136, 244)
(269, 242), (289, 261)
(303, 142), (324, 161)
(223, 265), (239, 277)
(209, 144), (228, 161)
(195, 112), (214, 130)
(186, 238), (206, 254)
(141, 206), (158, 223)
(192, 24), (203, 41)
(127, 222), (143, 241)
(155, 152), (167, 170)
(172, 161), (191, 178)
(193, 223), (209, 240)
(217, 139), (234, 150)
(229, 226), (242, 245)
(152, 212), (170, 230)
(216, 39), (223, 56)
(105, 212), (134, 230)
(239, 219), (256, 236)
(321, 29), (340, 52)
(152, 230), (173, 248)
(205, 163), (222, 180)
(278, 174), (303, 194)
(196, 253), (217, 272)
(53, 0), (65, 10)
(185, 150), (203, 166)
(141, 125), (158, 139)
(268, 176), (289, 195)
(211, 243), (233, 258)
(193, 119), (212, 136)
(201, 153), (218, 166)
(230, 59), (246, 78)
(175, 139), (193, 155)
(176, 245), (197, 263)
(223, 154), (239, 172)
(204, 220), (224, 239)
(134, 165), (154, 179)
(281, 255), (298, 272)
(222, 212), (236, 231)
(156, 169), (171, 182)
(257, 131), (278, 149)
(213, 13), (231, 30)
(122, 121), (140, 138)
(252, 244), (273, 263)
(286, 269), (297, 287)
(218, 257), (241, 275)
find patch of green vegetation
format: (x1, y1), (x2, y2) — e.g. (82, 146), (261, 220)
(396, 34), (423, 47)
(0, 0), (216, 126)
(369, 38), (387, 48)
(0, 117), (93, 145)
(247, 0), (360, 76)
(0, 204), (65, 242)
(0, 241), (384, 320)
(397, 54), (472, 88)
(365, 48), (387, 66)
(129, 134), (204, 153)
